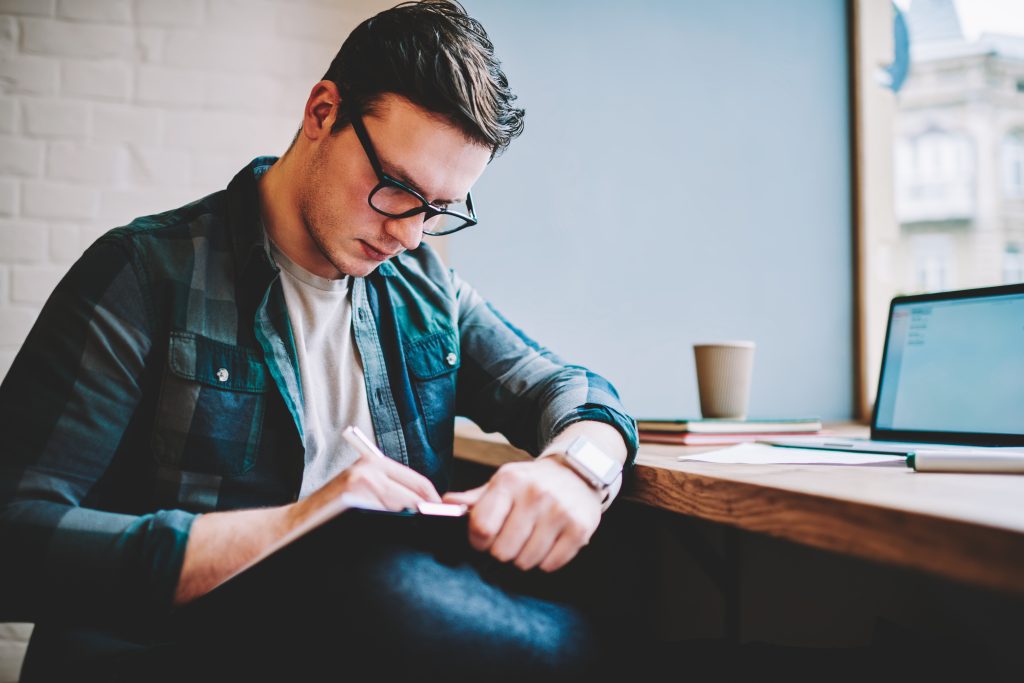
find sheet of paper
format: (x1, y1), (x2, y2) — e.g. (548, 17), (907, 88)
(678, 443), (907, 465)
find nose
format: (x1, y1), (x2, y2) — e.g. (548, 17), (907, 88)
(383, 214), (424, 252)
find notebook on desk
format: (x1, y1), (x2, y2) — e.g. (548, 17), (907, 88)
(765, 282), (1024, 456)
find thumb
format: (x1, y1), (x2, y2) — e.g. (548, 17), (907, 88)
(442, 485), (486, 507)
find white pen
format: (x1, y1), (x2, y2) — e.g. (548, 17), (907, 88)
(340, 425), (467, 516)
(908, 450), (1024, 474)
(341, 425), (389, 460)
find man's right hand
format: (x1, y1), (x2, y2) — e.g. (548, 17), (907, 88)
(174, 452), (440, 606)
(302, 450), (442, 513)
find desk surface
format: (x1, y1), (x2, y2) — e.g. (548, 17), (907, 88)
(453, 422), (1024, 596)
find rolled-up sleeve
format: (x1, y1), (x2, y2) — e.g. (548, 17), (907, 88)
(0, 237), (196, 624)
(451, 270), (639, 468)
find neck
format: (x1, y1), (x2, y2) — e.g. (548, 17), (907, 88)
(258, 152), (343, 279)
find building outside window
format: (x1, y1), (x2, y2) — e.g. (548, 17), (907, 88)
(890, 0), (1024, 296)
(861, 0), (1024, 412)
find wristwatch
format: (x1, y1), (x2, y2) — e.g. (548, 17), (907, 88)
(543, 436), (622, 494)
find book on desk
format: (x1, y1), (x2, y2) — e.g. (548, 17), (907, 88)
(638, 417), (822, 446)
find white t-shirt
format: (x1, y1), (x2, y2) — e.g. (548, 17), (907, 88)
(268, 239), (377, 500)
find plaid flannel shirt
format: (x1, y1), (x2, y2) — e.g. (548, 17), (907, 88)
(0, 157), (638, 626)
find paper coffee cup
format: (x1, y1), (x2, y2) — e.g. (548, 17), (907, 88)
(693, 342), (755, 419)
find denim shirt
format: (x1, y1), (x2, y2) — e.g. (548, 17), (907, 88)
(0, 157), (638, 625)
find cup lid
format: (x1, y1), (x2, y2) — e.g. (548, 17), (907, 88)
(693, 341), (755, 349)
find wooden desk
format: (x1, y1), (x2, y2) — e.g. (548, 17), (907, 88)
(454, 422), (1024, 596)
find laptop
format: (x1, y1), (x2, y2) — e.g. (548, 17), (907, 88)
(765, 282), (1024, 456)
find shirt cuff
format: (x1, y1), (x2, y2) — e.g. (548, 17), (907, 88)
(548, 403), (640, 471)
(122, 509), (198, 622)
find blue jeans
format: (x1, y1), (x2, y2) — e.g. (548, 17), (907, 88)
(21, 506), (647, 681)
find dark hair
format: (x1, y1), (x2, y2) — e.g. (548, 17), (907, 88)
(322, 0), (524, 157)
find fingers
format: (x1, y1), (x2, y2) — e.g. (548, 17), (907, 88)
(512, 509), (562, 571)
(360, 451), (442, 503)
(538, 530), (586, 573)
(481, 496), (587, 572)
(478, 461), (600, 571)
(441, 485), (486, 507)
(342, 460), (431, 512)
(488, 499), (535, 564)
(372, 482), (427, 512)
(465, 485), (514, 552)
(445, 462), (601, 572)
(329, 456), (430, 509)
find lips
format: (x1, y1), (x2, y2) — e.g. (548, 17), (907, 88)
(360, 241), (399, 262)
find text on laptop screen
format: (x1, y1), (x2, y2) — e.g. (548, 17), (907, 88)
(874, 292), (1024, 434)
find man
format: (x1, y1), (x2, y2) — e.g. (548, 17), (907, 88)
(0, 1), (639, 679)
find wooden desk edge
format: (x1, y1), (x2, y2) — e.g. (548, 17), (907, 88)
(454, 427), (1024, 597)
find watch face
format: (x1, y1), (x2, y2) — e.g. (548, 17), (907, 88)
(569, 439), (620, 485)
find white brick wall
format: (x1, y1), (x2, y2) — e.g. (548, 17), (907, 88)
(0, 0), (391, 381)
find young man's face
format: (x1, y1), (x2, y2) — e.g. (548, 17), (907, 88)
(297, 90), (492, 278)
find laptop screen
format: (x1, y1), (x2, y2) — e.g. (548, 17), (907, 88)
(873, 284), (1024, 442)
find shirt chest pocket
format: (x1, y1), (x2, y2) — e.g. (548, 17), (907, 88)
(406, 331), (460, 453)
(152, 331), (269, 477)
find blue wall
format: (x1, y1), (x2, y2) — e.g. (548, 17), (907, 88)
(446, 0), (853, 420)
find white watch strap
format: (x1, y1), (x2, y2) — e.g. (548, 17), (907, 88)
(537, 449), (623, 512)
(600, 470), (622, 512)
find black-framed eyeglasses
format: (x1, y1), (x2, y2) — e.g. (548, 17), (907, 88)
(344, 103), (479, 237)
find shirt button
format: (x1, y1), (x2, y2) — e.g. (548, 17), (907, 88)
(445, 352), (457, 366)
(216, 368), (230, 382)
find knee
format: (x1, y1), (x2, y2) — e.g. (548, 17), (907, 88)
(336, 545), (599, 678)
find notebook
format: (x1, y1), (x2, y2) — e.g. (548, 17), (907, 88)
(764, 282), (1024, 455)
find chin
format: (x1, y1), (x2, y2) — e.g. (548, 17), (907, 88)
(337, 253), (381, 279)
(351, 263), (380, 278)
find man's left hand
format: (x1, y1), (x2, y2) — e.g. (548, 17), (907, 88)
(441, 456), (602, 572)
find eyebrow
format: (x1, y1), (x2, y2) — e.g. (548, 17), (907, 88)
(379, 156), (464, 206)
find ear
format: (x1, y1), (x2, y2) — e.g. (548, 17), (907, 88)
(300, 80), (342, 142)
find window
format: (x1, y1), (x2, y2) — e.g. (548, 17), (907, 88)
(1005, 244), (1024, 283)
(856, 0), (1024, 417)
(1004, 130), (1024, 199)
(910, 233), (955, 292)
(896, 129), (974, 222)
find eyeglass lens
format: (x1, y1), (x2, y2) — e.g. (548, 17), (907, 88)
(369, 184), (472, 233)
